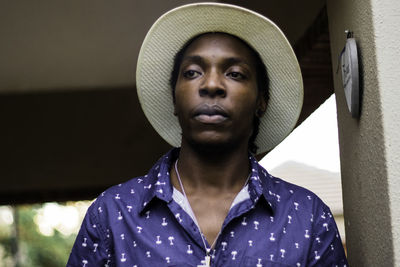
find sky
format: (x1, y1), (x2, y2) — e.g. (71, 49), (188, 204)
(260, 95), (341, 173)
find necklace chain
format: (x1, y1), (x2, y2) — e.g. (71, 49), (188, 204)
(174, 159), (251, 266)
(174, 160), (211, 255)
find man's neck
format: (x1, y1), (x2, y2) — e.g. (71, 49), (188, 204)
(172, 141), (251, 194)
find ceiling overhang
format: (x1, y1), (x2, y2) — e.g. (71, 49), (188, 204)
(0, 1), (334, 204)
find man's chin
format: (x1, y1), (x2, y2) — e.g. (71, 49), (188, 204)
(184, 137), (243, 155)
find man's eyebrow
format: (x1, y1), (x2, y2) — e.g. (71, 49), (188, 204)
(181, 55), (205, 65)
(223, 57), (252, 67)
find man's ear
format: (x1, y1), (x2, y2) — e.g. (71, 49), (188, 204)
(255, 97), (267, 118)
(172, 89), (178, 116)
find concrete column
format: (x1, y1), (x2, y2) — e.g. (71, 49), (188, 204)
(327, 0), (400, 265)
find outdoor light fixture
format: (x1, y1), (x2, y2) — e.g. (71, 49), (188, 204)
(340, 30), (360, 118)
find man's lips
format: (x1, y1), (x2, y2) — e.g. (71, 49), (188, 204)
(193, 105), (228, 124)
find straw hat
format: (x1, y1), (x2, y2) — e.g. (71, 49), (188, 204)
(136, 2), (303, 154)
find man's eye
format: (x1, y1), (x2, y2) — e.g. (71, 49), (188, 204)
(227, 72), (245, 79)
(183, 70), (201, 78)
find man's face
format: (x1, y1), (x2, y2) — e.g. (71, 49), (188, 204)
(174, 33), (262, 150)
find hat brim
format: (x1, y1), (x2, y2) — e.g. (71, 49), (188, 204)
(136, 2), (303, 155)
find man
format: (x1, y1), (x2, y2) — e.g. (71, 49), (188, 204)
(68, 3), (348, 266)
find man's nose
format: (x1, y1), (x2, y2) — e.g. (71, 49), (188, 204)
(199, 71), (226, 98)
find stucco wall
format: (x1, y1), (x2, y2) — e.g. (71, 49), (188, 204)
(372, 0), (400, 264)
(327, 0), (400, 265)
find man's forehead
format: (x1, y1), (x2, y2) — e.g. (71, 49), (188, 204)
(181, 33), (257, 65)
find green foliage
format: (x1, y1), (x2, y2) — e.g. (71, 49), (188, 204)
(0, 205), (78, 267)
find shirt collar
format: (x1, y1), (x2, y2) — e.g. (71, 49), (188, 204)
(247, 154), (277, 214)
(138, 149), (277, 214)
(138, 149), (178, 214)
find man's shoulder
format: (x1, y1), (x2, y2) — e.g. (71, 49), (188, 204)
(97, 175), (149, 200)
(269, 174), (319, 198)
(86, 175), (148, 213)
(88, 150), (175, 213)
(264, 172), (331, 213)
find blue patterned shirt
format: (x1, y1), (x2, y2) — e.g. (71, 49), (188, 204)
(67, 149), (348, 266)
